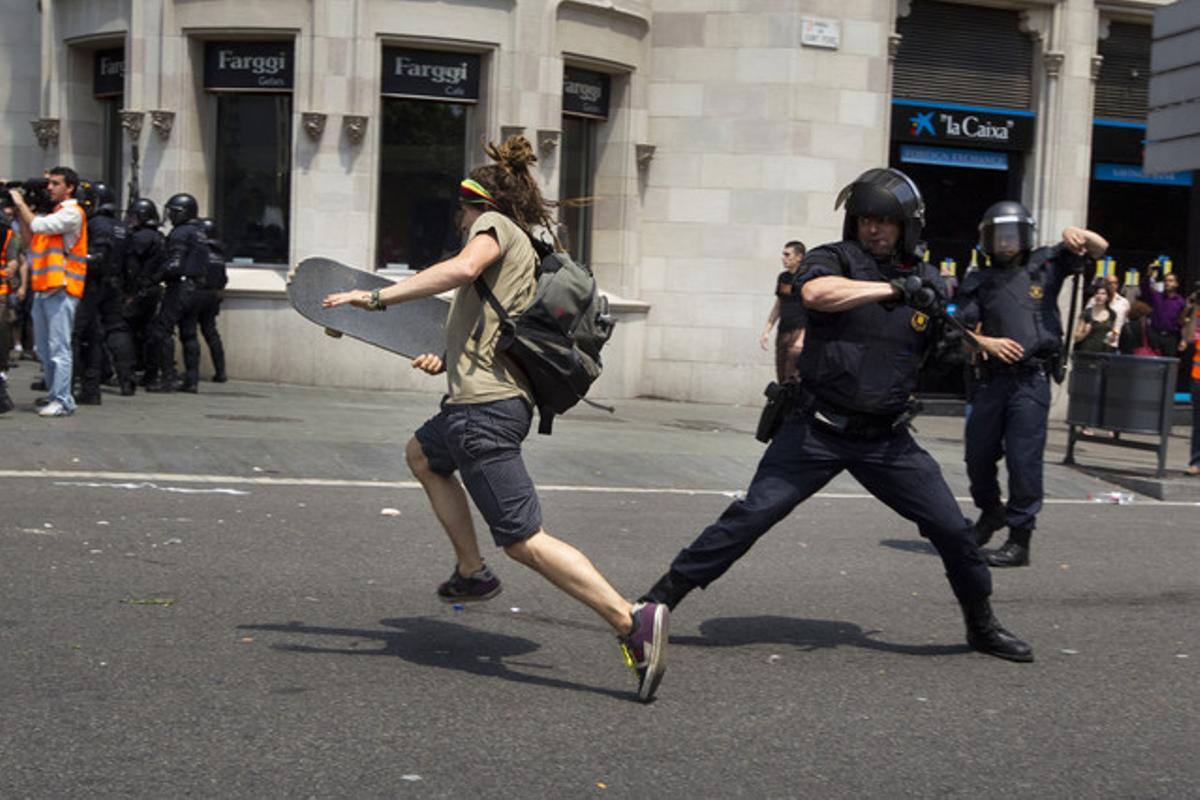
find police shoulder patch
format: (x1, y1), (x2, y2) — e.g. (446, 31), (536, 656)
(911, 311), (929, 332)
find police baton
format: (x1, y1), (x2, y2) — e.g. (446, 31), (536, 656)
(930, 302), (983, 350)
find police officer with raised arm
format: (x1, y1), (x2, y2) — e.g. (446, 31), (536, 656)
(641, 168), (1033, 663)
(956, 203), (1108, 567)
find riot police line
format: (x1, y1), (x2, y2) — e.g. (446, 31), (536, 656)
(1, 176), (227, 413)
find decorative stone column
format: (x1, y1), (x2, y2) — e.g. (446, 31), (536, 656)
(301, 112), (327, 141)
(150, 110), (175, 139)
(31, 118), (60, 148)
(343, 115), (368, 144)
(119, 110), (145, 139)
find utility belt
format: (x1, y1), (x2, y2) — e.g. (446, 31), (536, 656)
(756, 381), (920, 443)
(975, 352), (1062, 384)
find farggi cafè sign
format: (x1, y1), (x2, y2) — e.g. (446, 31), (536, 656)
(94, 48), (124, 97)
(381, 48), (480, 102)
(205, 42), (294, 91)
(562, 67), (609, 119)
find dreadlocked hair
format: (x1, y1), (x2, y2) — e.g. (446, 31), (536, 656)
(469, 135), (557, 235)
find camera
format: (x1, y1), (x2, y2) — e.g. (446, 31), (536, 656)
(2, 177), (53, 215)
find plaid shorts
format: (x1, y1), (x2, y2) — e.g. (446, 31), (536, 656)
(415, 396), (543, 546)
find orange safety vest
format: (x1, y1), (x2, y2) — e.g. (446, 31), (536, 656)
(29, 203), (88, 299)
(0, 227), (11, 296)
(1192, 308), (1200, 382)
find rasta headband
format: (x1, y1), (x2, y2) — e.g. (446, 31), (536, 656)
(459, 179), (499, 210)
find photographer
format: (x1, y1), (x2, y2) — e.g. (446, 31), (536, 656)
(8, 167), (87, 417)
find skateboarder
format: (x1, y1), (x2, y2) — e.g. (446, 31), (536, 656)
(322, 135), (668, 702)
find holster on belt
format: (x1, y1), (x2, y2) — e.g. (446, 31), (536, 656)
(755, 380), (801, 443)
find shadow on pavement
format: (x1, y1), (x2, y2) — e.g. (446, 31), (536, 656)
(877, 537), (938, 556)
(671, 615), (969, 657)
(238, 616), (633, 701)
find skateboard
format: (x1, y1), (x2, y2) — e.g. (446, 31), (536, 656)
(287, 257), (448, 358)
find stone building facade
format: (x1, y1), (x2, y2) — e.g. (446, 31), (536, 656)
(2, 0), (1187, 405)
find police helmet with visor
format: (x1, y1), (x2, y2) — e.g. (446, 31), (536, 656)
(164, 192), (199, 226)
(91, 182), (117, 216)
(127, 198), (160, 228)
(835, 167), (926, 259)
(978, 201), (1035, 266)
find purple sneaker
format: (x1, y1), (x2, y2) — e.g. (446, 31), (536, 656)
(619, 601), (669, 702)
(436, 564), (502, 603)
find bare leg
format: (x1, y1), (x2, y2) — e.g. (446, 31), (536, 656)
(405, 436), (484, 577)
(504, 530), (634, 635)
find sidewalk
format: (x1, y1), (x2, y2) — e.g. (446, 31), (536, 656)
(1, 376), (1197, 502)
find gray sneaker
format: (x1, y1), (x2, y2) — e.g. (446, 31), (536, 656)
(619, 601), (669, 702)
(436, 564), (502, 603)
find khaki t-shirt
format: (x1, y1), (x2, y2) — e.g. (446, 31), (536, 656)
(444, 211), (536, 405)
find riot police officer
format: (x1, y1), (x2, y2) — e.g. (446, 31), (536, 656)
(124, 198), (166, 386)
(641, 168), (1032, 663)
(147, 192), (205, 393)
(74, 181), (136, 401)
(956, 203), (1109, 567)
(194, 217), (227, 383)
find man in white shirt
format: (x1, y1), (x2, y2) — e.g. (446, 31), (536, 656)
(8, 167), (87, 416)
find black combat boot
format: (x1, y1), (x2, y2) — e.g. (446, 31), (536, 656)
(211, 351), (227, 383)
(144, 379), (178, 393)
(986, 527), (1031, 568)
(0, 378), (13, 414)
(640, 570), (696, 611)
(972, 505), (1007, 547)
(962, 598), (1033, 662)
(77, 391), (102, 406)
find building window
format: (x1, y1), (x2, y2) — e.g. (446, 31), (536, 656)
(213, 94), (292, 265)
(376, 99), (469, 270)
(559, 66), (609, 268)
(559, 116), (596, 267)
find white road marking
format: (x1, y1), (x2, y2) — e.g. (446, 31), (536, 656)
(2, 469), (1198, 506)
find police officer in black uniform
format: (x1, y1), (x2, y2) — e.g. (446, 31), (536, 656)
(640, 168), (1032, 663)
(194, 217), (228, 383)
(956, 202), (1108, 567)
(74, 181), (137, 401)
(147, 192), (205, 393)
(124, 198), (166, 386)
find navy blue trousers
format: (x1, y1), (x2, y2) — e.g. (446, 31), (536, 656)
(668, 415), (992, 606)
(964, 371), (1050, 531)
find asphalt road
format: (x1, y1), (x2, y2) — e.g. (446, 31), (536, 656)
(1, 380), (1197, 798)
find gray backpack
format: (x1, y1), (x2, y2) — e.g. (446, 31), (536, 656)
(473, 234), (615, 434)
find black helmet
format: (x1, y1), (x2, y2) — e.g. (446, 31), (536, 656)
(76, 180), (97, 218)
(91, 182), (117, 216)
(127, 197), (160, 228)
(978, 200), (1035, 266)
(835, 167), (926, 259)
(165, 192), (198, 226)
(195, 216), (219, 240)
